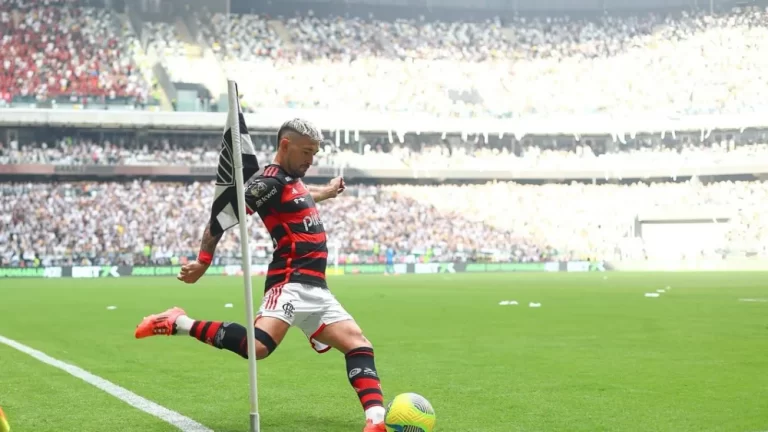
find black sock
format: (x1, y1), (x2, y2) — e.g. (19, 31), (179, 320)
(191, 321), (249, 358)
(346, 347), (384, 410)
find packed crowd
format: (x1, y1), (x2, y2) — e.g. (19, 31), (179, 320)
(200, 12), (282, 62)
(389, 180), (768, 261)
(205, 7), (768, 118)
(3, 179), (766, 268)
(0, 181), (549, 267)
(4, 1), (768, 117)
(0, 133), (340, 166)
(4, 130), (768, 171)
(0, 0), (149, 105)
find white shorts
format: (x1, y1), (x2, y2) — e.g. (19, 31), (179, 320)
(256, 283), (353, 354)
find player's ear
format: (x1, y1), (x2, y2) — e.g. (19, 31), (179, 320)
(277, 137), (289, 152)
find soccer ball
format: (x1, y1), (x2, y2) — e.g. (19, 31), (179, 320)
(384, 393), (436, 432)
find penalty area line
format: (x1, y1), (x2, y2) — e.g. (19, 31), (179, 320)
(0, 334), (213, 432)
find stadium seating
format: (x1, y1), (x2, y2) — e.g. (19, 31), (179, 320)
(0, 182), (550, 267)
(3, 3), (768, 270)
(2, 180), (766, 268)
(196, 7), (768, 118)
(0, 0), (151, 107)
(3, 4), (768, 117)
(200, 13), (282, 62)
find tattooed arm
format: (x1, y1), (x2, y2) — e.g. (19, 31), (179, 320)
(199, 220), (223, 256)
(177, 219), (222, 284)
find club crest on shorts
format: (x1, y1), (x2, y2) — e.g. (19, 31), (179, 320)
(282, 301), (295, 318)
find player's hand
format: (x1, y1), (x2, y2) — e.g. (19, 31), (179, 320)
(177, 260), (209, 284)
(328, 176), (346, 198)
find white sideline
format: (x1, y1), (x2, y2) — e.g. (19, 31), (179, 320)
(0, 334), (213, 432)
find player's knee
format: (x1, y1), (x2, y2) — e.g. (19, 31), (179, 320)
(254, 327), (278, 360)
(346, 327), (372, 350)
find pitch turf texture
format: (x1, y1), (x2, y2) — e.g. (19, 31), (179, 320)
(1, 273), (767, 432)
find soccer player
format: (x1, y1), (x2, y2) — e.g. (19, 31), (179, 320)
(134, 119), (387, 432)
(385, 245), (395, 275)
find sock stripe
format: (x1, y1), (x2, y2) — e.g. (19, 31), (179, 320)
(352, 377), (381, 389)
(363, 399), (384, 409)
(190, 321), (201, 338)
(357, 388), (383, 398)
(359, 389), (383, 407)
(198, 321), (212, 341)
(346, 347), (374, 357)
(204, 322), (221, 345)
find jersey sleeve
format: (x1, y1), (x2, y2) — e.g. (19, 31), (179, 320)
(244, 176), (283, 214)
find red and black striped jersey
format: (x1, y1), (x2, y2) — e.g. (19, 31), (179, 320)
(244, 164), (328, 292)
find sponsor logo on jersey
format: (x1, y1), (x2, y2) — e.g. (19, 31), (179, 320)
(255, 187), (277, 207)
(302, 210), (323, 231)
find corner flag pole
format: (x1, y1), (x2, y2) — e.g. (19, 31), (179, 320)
(227, 80), (261, 432)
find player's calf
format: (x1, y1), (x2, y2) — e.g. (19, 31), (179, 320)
(188, 320), (278, 360)
(135, 307), (287, 360)
(316, 321), (385, 425)
(346, 346), (385, 416)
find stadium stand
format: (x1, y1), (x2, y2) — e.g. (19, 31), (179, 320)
(0, 0), (152, 108)
(4, 3), (768, 117)
(200, 12), (282, 62)
(2, 179), (767, 268)
(3, 2), (768, 272)
(188, 7), (768, 118)
(0, 181), (552, 267)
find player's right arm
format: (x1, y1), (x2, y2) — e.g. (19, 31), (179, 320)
(177, 219), (222, 284)
(178, 175), (282, 284)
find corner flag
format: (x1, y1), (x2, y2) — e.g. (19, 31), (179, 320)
(212, 80), (262, 432)
(209, 82), (259, 237)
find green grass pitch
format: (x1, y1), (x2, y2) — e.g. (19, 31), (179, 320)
(1, 272), (767, 432)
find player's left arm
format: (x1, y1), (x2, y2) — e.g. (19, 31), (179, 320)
(310, 176), (346, 203)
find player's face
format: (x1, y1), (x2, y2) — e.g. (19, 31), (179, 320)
(287, 136), (319, 178)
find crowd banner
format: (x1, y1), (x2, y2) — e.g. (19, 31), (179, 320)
(0, 262), (597, 278)
(0, 266), (63, 278)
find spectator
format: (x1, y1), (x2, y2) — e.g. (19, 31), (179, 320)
(0, 181), (549, 267)
(0, 0), (150, 106)
(2, 180), (767, 268)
